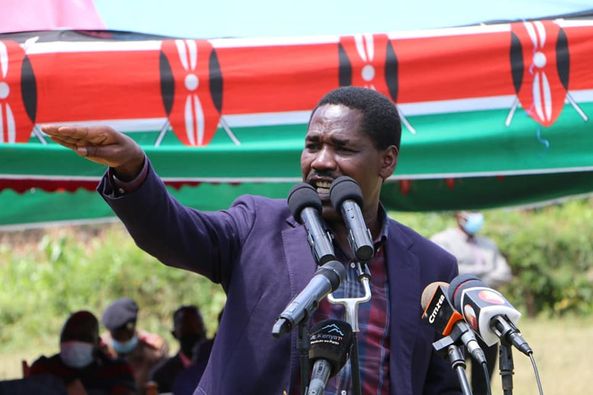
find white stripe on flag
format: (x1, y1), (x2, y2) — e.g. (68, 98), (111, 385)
(36, 88), (593, 132)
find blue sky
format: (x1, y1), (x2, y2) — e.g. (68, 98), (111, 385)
(95, 0), (593, 38)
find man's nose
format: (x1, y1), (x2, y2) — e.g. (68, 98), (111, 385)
(311, 146), (337, 170)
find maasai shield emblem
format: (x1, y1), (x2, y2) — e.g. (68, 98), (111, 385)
(0, 40), (35, 143)
(160, 39), (223, 146)
(338, 34), (397, 100)
(509, 21), (573, 127)
(338, 34), (415, 133)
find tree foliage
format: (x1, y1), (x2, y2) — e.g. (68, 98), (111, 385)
(395, 198), (593, 317)
(1, 197), (592, 352)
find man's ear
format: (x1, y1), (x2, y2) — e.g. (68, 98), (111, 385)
(379, 145), (398, 180)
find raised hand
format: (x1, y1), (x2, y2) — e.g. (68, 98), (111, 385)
(42, 125), (145, 180)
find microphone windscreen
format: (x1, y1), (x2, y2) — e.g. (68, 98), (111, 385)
(448, 274), (482, 309)
(420, 281), (448, 310)
(317, 260), (347, 291)
(329, 176), (363, 209)
(309, 319), (353, 376)
(287, 183), (322, 221)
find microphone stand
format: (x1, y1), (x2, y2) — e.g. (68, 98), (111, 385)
(297, 319), (311, 395)
(499, 340), (514, 395)
(432, 336), (473, 395)
(327, 262), (371, 395)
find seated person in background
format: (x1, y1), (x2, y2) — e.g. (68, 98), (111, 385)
(431, 211), (513, 395)
(149, 305), (209, 394)
(170, 309), (222, 395)
(30, 310), (136, 395)
(101, 298), (168, 394)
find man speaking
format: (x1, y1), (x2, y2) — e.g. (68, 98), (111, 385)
(43, 87), (460, 394)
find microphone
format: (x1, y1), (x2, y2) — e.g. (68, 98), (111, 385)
(288, 183), (336, 264)
(272, 261), (347, 337)
(329, 176), (374, 262)
(421, 281), (487, 365)
(448, 274), (533, 356)
(307, 320), (353, 395)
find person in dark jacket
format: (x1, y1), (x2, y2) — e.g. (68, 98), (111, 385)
(149, 305), (209, 393)
(30, 310), (136, 395)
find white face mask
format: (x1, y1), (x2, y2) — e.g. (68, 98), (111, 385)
(60, 341), (95, 368)
(111, 335), (138, 355)
(461, 213), (484, 235)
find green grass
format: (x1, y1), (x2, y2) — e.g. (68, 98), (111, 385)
(489, 316), (593, 395)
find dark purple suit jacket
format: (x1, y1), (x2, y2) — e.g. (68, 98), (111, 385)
(100, 164), (460, 395)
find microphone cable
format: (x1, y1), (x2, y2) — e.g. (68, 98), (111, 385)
(529, 353), (545, 395)
(479, 361), (492, 395)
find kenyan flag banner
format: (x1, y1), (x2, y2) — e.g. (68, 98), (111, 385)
(1, 19), (593, 226)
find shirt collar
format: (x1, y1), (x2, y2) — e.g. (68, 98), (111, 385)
(179, 351), (192, 368)
(374, 203), (389, 251)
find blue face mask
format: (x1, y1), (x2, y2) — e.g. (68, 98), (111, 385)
(462, 213), (484, 235)
(60, 341), (95, 368)
(112, 335), (138, 355)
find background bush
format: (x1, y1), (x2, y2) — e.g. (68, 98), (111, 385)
(0, 225), (225, 352)
(395, 197), (593, 317)
(0, 197), (592, 355)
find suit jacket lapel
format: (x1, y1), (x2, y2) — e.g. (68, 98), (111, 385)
(386, 220), (421, 395)
(281, 216), (318, 391)
(282, 216), (318, 299)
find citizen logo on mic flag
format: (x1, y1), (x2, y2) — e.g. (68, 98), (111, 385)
(421, 284), (463, 336)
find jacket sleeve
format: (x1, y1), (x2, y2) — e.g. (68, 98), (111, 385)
(98, 161), (257, 289)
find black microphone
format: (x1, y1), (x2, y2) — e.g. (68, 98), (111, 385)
(307, 320), (353, 395)
(421, 281), (487, 365)
(448, 274), (533, 356)
(272, 261), (347, 337)
(329, 176), (374, 262)
(288, 183), (336, 264)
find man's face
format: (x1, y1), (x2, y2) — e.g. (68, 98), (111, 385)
(174, 310), (206, 340)
(301, 104), (396, 221)
(110, 323), (135, 342)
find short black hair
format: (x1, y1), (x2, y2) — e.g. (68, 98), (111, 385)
(173, 305), (203, 327)
(60, 310), (99, 344)
(313, 86), (401, 151)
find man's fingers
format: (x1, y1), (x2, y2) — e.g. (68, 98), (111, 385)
(43, 125), (117, 146)
(42, 125), (88, 139)
(44, 124), (140, 169)
(49, 134), (84, 145)
(41, 125), (60, 135)
(48, 135), (77, 148)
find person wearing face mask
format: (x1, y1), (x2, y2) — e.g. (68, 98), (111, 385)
(431, 211), (513, 395)
(149, 305), (210, 394)
(101, 298), (168, 394)
(29, 310), (136, 395)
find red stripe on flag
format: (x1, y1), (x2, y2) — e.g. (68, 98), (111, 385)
(32, 51), (164, 122)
